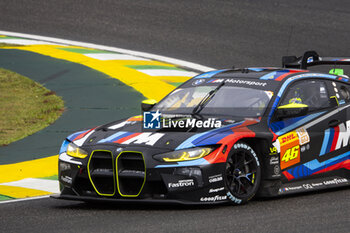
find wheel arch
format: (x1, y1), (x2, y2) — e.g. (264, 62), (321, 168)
(233, 137), (272, 180)
(236, 137), (282, 197)
(224, 138), (265, 204)
(237, 137), (270, 159)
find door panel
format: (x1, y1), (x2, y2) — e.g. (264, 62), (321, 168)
(270, 79), (346, 182)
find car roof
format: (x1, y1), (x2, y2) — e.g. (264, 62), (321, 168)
(196, 68), (350, 84)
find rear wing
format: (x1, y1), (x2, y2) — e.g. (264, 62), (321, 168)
(282, 51), (350, 70)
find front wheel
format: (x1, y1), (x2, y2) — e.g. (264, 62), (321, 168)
(225, 142), (261, 205)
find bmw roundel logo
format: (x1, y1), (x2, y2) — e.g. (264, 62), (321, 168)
(192, 79), (205, 86)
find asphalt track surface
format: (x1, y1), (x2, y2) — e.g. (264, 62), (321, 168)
(0, 0), (350, 232)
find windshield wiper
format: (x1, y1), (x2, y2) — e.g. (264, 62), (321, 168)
(192, 81), (226, 115)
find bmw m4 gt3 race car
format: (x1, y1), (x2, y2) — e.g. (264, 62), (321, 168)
(52, 51), (350, 205)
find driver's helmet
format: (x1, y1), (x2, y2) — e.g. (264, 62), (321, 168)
(289, 97), (302, 104)
(289, 87), (303, 104)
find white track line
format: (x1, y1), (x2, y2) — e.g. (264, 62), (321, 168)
(137, 69), (198, 77)
(0, 195), (50, 205)
(83, 53), (150, 61)
(0, 178), (59, 193)
(0, 38), (59, 45)
(0, 30), (214, 72)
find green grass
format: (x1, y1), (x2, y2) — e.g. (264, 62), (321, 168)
(0, 43), (22, 47)
(41, 175), (58, 180)
(0, 68), (64, 146)
(0, 195), (13, 201)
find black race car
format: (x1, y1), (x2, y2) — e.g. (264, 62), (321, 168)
(52, 51), (350, 205)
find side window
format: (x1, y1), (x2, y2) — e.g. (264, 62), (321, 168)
(331, 81), (350, 105)
(280, 80), (330, 112)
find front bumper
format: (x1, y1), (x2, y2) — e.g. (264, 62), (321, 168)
(57, 145), (229, 204)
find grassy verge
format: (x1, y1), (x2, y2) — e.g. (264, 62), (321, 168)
(0, 43), (22, 47)
(0, 68), (64, 146)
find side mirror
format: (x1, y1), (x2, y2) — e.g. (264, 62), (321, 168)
(275, 103), (308, 120)
(141, 99), (157, 111)
(329, 96), (339, 107)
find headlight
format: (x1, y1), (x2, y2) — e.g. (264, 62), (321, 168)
(66, 142), (88, 159)
(153, 147), (214, 162)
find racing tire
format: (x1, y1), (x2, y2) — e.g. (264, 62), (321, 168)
(224, 142), (261, 205)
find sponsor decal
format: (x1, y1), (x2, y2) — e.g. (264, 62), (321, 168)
(273, 165), (280, 177)
(192, 79), (205, 86)
(303, 184), (313, 189)
(59, 162), (71, 171)
(226, 192), (242, 204)
(300, 144), (310, 152)
(285, 185), (302, 191)
(163, 117), (221, 129)
(144, 111), (222, 129)
(296, 127), (310, 145)
(209, 187), (225, 193)
(208, 78), (267, 87)
(269, 146), (278, 155)
(311, 182), (323, 187)
(122, 132), (164, 146)
(143, 110), (161, 129)
(224, 119), (235, 124)
(61, 175), (72, 184)
(323, 178), (348, 185)
(200, 195), (227, 202)
(278, 132), (300, 170)
(270, 156), (279, 165)
(209, 174), (223, 183)
(168, 179), (194, 188)
(280, 178), (348, 194)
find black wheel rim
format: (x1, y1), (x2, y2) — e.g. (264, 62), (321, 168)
(226, 149), (258, 197)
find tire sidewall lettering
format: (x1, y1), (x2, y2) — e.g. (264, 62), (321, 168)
(225, 142), (261, 205)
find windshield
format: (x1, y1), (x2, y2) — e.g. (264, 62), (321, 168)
(155, 85), (274, 118)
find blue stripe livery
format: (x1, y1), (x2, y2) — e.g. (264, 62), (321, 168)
(320, 129), (331, 156)
(286, 151), (350, 179)
(176, 121), (245, 150)
(97, 131), (131, 143)
(193, 69), (227, 79)
(67, 130), (88, 141)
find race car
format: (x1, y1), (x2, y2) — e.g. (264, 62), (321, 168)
(52, 51), (350, 205)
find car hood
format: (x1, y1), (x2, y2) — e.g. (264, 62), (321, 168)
(66, 116), (260, 151)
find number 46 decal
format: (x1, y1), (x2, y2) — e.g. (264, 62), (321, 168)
(280, 144), (300, 169)
(281, 145), (299, 162)
(278, 132), (301, 170)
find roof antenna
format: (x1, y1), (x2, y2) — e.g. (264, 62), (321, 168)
(242, 68), (249, 73)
